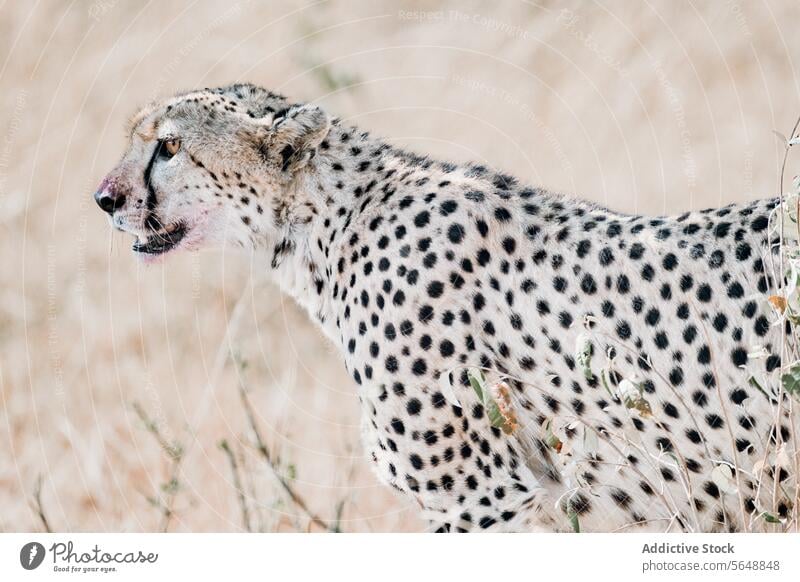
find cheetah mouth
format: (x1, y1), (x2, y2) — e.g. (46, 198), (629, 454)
(132, 222), (188, 255)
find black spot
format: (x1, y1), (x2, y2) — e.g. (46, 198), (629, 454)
(686, 429), (702, 444)
(427, 281), (444, 298)
(662, 253), (678, 270)
(697, 284), (712, 302)
(581, 274), (597, 295)
(414, 211), (430, 228)
(750, 215), (768, 232)
(569, 492), (592, 514)
(610, 488), (632, 508)
(447, 224), (465, 244)
(655, 437), (673, 452)
(729, 388), (748, 405)
(731, 347), (747, 367)
(494, 207), (512, 222)
(440, 200), (458, 215)
(478, 516), (496, 529)
(440, 340), (455, 358)
(703, 481), (720, 498)
(598, 247), (614, 265)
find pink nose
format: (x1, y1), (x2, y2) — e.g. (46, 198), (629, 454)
(94, 177), (127, 214)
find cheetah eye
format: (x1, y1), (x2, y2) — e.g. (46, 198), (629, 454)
(162, 138), (181, 158)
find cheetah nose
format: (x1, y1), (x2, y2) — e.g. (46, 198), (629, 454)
(94, 187), (126, 214)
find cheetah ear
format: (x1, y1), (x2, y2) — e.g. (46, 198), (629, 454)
(264, 104), (330, 174)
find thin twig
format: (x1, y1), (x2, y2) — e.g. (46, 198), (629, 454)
(690, 303), (747, 529)
(768, 116), (800, 531)
(132, 401), (184, 532)
(239, 443), (265, 532)
(31, 475), (52, 533)
(237, 380), (333, 532)
(219, 439), (253, 532)
(330, 444), (359, 533)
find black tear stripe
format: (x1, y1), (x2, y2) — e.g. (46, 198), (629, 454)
(143, 141), (164, 231)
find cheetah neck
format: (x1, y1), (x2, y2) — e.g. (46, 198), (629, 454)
(264, 122), (449, 344)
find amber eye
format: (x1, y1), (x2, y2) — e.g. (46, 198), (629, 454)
(163, 138), (181, 157)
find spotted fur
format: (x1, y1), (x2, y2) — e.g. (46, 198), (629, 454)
(97, 83), (797, 532)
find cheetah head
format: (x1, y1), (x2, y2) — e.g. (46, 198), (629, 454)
(94, 83), (330, 261)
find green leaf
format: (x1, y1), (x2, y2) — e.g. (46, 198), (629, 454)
(543, 419), (563, 452)
(160, 478), (180, 494)
(167, 442), (184, 461)
(760, 511), (782, 524)
(748, 376), (771, 401)
(485, 400), (504, 429)
(781, 364), (800, 397)
(566, 497), (581, 533)
(568, 511), (580, 533)
(623, 394), (653, 417)
(467, 368), (485, 402)
(467, 369), (511, 432)
(599, 370), (614, 399)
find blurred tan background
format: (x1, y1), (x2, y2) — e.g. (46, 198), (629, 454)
(1, 0), (798, 532)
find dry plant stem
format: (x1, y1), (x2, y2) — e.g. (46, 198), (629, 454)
(770, 114), (800, 291)
(577, 418), (683, 530)
(790, 397), (799, 530)
(132, 401), (184, 532)
(753, 246), (782, 521)
(237, 381), (333, 532)
(160, 467), (181, 532)
(461, 362), (695, 529)
(184, 283), (253, 458)
(219, 439), (253, 532)
(140, 286), (250, 531)
(691, 305), (748, 529)
(553, 397), (694, 530)
(771, 115), (800, 529)
(610, 517), (672, 532)
(588, 349), (702, 531)
(331, 444), (359, 533)
(32, 475), (52, 533)
(591, 332), (714, 462)
(239, 446), (265, 532)
(332, 500), (346, 533)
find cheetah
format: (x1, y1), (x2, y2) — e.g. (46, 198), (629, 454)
(96, 83), (798, 532)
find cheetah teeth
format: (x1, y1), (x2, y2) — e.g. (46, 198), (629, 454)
(132, 222), (188, 254)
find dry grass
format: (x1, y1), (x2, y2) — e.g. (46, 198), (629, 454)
(1, 0), (799, 532)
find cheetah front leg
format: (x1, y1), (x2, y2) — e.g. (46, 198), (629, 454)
(357, 376), (567, 532)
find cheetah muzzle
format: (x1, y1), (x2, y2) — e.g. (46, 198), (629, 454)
(95, 83), (798, 533)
